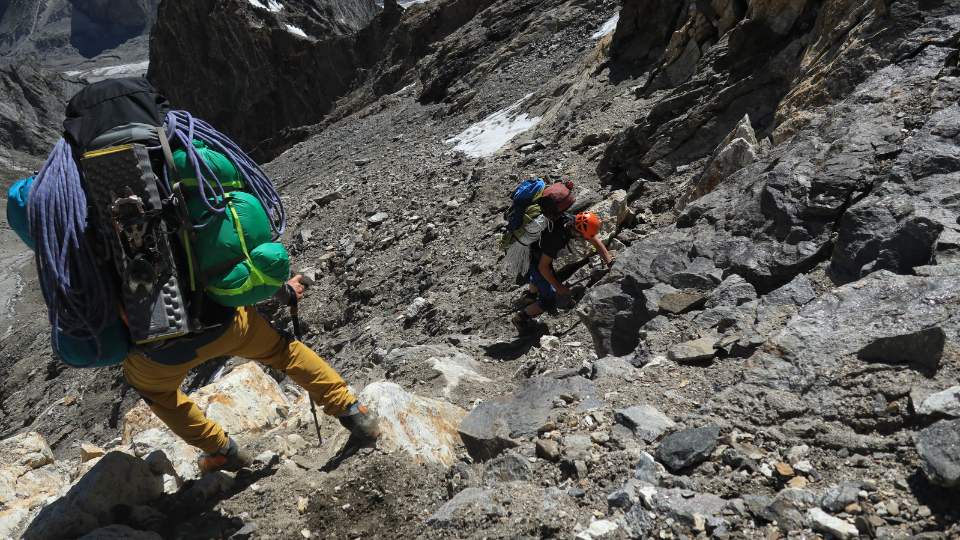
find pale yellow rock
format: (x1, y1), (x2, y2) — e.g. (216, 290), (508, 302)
(122, 362), (292, 479)
(80, 443), (105, 463)
(0, 432), (72, 538)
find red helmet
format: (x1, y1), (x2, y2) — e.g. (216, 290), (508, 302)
(575, 212), (602, 238)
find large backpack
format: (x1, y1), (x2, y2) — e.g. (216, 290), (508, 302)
(500, 179), (576, 278)
(28, 78), (288, 366)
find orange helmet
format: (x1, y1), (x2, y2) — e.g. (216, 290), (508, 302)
(575, 212), (602, 238)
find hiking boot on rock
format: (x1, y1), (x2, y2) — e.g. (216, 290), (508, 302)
(338, 401), (380, 441)
(198, 437), (252, 475)
(512, 311), (535, 334)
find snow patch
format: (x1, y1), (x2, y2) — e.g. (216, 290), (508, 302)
(285, 24), (310, 39)
(392, 83), (416, 96)
(399, 0), (433, 6)
(446, 93), (542, 158)
(63, 61), (150, 81)
(591, 13), (619, 39)
(249, 0), (283, 12)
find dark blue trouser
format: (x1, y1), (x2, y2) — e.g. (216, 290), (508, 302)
(528, 266), (557, 313)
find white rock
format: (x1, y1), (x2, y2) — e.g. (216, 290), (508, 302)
(919, 386), (960, 418)
(807, 508), (858, 539)
(576, 519), (620, 539)
(540, 335), (561, 351)
(122, 363), (291, 479)
(351, 382), (468, 465)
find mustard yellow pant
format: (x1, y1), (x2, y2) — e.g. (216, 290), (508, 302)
(123, 306), (355, 453)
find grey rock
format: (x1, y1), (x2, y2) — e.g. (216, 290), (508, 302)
(667, 336), (717, 363)
(655, 426), (720, 472)
(820, 482), (861, 512)
(579, 281), (656, 357)
(229, 522), (258, 540)
(591, 356), (636, 380)
(915, 263), (960, 277)
(458, 376), (599, 461)
(916, 419), (960, 487)
(562, 435), (593, 463)
(634, 451), (660, 485)
(314, 189), (344, 207)
(482, 452), (532, 484)
(918, 386), (960, 418)
(607, 488), (635, 510)
(367, 212), (390, 225)
(706, 274), (758, 308)
(426, 488), (505, 527)
(614, 404), (676, 442)
(649, 488), (729, 527)
(658, 291), (707, 314)
(856, 326), (945, 372)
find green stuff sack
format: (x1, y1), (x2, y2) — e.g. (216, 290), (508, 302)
(187, 191), (290, 306)
(173, 140), (245, 190)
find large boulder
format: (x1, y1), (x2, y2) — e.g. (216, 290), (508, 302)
(122, 362), (292, 479)
(458, 376), (601, 461)
(351, 382), (468, 466)
(915, 419), (960, 488)
(831, 104), (960, 280)
(771, 271), (960, 372)
(0, 432), (72, 539)
(22, 452), (164, 540)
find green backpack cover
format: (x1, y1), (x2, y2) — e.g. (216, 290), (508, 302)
(173, 142), (290, 307)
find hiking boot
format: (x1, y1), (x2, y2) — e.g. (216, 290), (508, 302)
(511, 311), (534, 334)
(198, 437), (252, 475)
(338, 402), (380, 441)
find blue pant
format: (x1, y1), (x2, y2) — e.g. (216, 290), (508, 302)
(529, 267), (557, 313)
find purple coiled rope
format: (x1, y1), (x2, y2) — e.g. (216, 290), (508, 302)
(163, 110), (286, 237)
(27, 139), (116, 352)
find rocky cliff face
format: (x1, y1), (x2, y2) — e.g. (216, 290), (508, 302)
(2, 0), (960, 538)
(148, 0), (381, 155)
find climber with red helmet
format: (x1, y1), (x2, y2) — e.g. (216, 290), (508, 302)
(512, 210), (615, 334)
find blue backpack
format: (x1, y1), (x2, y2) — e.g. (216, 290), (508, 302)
(505, 178), (545, 233)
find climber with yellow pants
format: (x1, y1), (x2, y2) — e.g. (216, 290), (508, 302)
(7, 79), (380, 475)
(122, 279), (379, 473)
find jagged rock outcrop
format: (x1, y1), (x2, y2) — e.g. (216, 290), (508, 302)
(598, 0), (921, 187)
(581, 2), (960, 355)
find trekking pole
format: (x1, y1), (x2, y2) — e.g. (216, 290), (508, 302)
(287, 285), (323, 447)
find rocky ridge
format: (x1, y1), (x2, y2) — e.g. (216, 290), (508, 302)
(0, 0), (959, 538)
